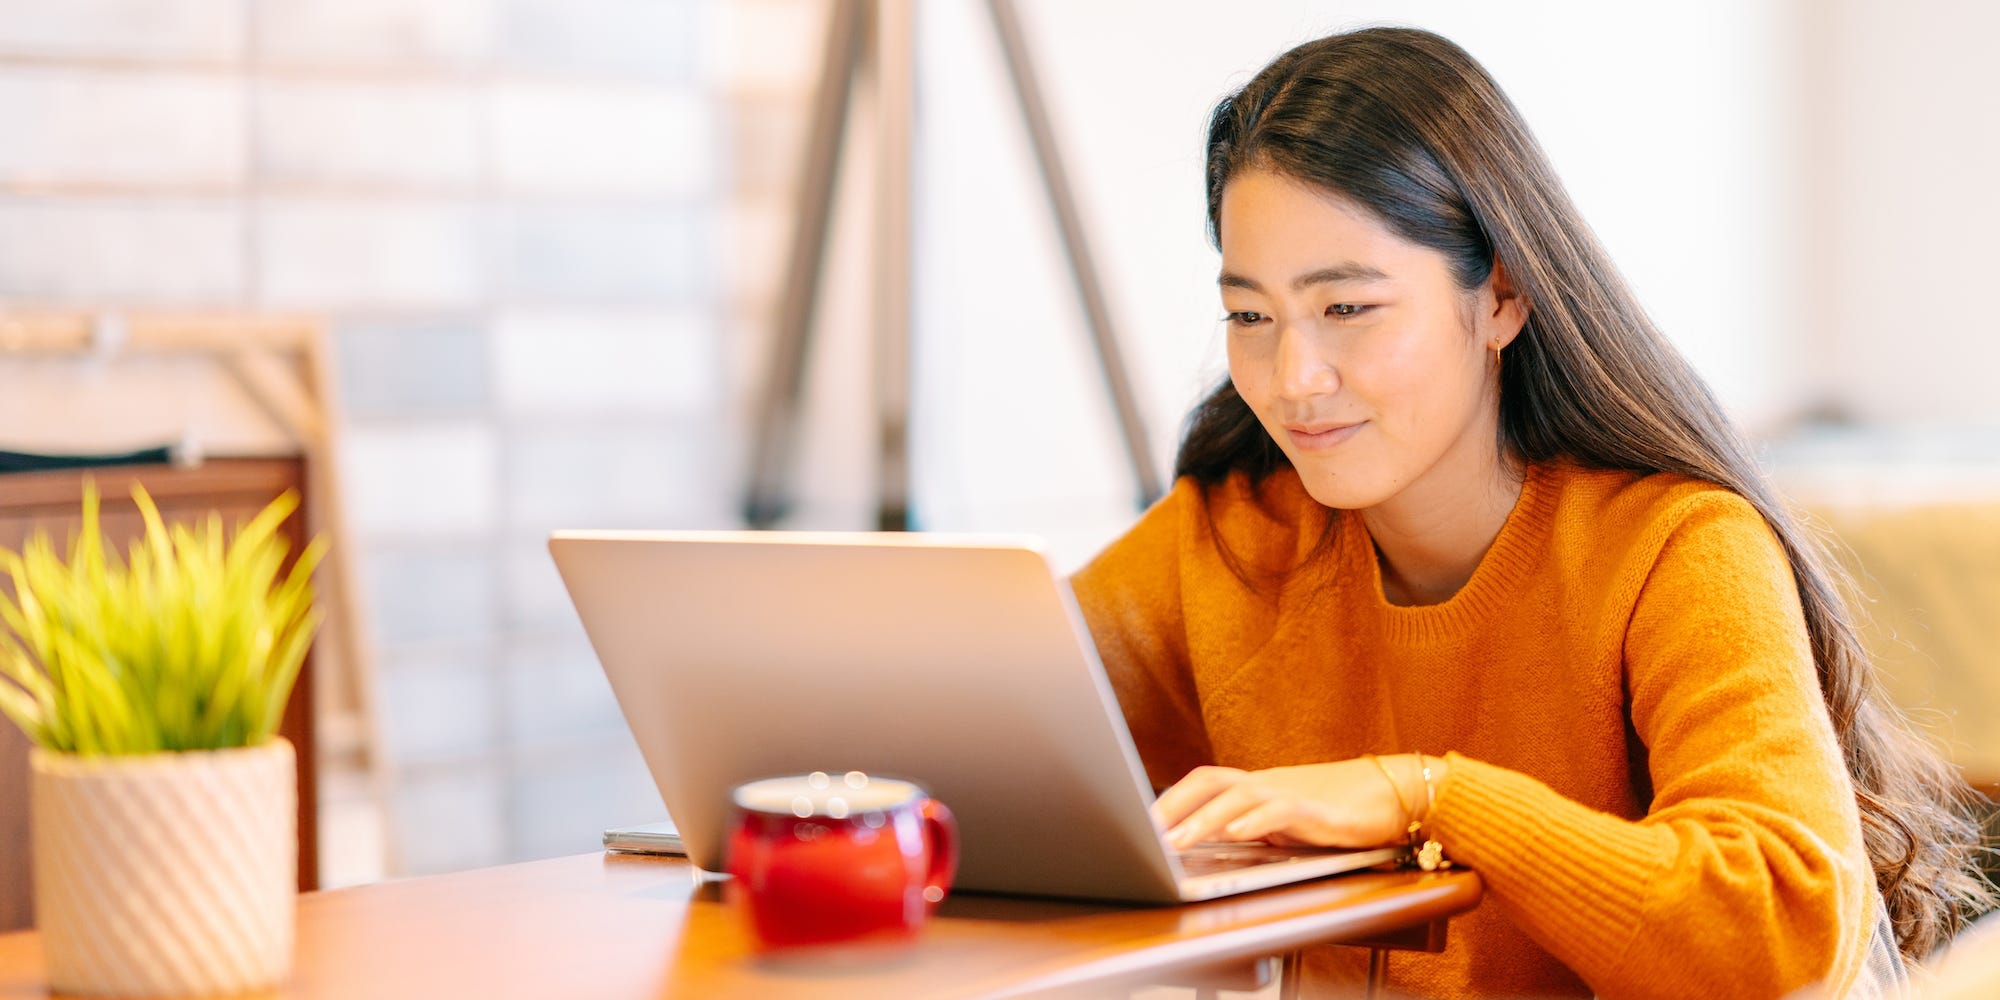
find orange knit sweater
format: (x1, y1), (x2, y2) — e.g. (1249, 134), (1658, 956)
(1070, 460), (1874, 999)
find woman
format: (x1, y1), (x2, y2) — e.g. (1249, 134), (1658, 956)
(1071, 27), (1991, 999)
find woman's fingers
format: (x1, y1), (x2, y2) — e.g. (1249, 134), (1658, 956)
(1222, 798), (1306, 843)
(1150, 765), (1248, 832)
(1164, 780), (1275, 849)
(1151, 759), (1405, 850)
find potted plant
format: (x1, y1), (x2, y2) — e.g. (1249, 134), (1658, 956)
(0, 480), (323, 996)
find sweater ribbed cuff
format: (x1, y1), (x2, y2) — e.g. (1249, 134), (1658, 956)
(1429, 753), (1672, 969)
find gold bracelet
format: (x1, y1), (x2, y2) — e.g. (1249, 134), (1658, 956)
(1364, 753), (1422, 863)
(1413, 754), (1451, 872)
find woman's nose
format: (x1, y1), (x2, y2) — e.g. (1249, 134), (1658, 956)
(1274, 324), (1338, 400)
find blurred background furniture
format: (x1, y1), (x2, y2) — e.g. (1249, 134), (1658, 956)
(0, 311), (386, 930)
(1821, 502), (2000, 800)
(1814, 500), (2000, 895)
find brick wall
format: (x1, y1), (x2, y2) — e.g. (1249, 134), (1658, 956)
(0, 0), (732, 878)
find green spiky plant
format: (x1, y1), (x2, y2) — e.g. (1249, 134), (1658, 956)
(0, 480), (326, 755)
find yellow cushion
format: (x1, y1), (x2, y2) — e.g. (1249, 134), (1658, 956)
(1813, 503), (2000, 784)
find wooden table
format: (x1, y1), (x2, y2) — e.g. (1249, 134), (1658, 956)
(0, 853), (1481, 999)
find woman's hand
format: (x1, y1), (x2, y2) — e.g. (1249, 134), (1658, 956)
(1152, 756), (1442, 850)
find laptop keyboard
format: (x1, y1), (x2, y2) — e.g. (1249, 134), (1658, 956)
(1176, 844), (1326, 877)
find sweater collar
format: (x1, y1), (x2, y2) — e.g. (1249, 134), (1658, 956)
(1326, 459), (1562, 643)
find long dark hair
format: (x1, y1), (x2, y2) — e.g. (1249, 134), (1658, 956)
(1182, 26), (1992, 958)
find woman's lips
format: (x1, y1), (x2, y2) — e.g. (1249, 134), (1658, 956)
(1285, 421), (1365, 451)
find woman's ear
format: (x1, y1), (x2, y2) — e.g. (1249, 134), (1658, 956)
(1483, 258), (1530, 351)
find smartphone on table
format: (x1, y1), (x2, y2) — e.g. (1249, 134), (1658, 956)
(602, 819), (684, 856)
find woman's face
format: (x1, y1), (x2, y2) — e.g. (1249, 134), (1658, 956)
(1217, 167), (1525, 511)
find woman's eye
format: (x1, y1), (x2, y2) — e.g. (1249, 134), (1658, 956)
(1327, 303), (1367, 318)
(1225, 311), (1267, 327)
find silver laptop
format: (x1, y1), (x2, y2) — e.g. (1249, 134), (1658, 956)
(548, 529), (1402, 903)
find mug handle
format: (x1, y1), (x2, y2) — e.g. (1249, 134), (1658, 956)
(919, 798), (959, 911)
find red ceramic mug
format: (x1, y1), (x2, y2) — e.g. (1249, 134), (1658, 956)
(723, 772), (958, 951)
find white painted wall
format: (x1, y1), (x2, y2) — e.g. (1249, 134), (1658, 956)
(1802, 0), (2000, 425)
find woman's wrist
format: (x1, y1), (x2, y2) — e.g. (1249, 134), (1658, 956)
(1404, 753), (1454, 871)
(1416, 753), (1450, 825)
(1396, 754), (1432, 823)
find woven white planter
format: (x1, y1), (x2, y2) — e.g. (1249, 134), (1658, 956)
(30, 738), (297, 997)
